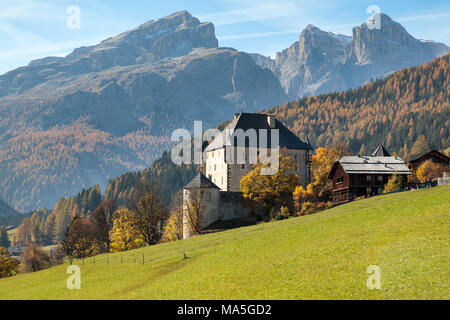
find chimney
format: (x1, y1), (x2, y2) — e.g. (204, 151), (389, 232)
(234, 113), (240, 120)
(267, 114), (276, 128)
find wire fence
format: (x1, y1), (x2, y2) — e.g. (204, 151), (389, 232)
(71, 251), (190, 266)
(72, 252), (150, 266)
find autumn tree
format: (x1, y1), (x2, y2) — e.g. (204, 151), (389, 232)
(240, 151), (300, 213)
(128, 182), (167, 246)
(163, 193), (184, 242)
(309, 145), (351, 199)
(20, 245), (51, 273)
(383, 173), (407, 194)
(0, 246), (19, 279)
(90, 199), (117, 252)
(416, 160), (449, 183)
(44, 212), (56, 245)
(62, 216), (100, 261)
(183, 190), (204, 236)
(410, 135), (431, 156)
(109, 209), (145, 252)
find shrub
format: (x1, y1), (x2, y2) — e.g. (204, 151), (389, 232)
(0, 246), (19, 279)
(383, 173), (407, 194)
(300, 202), (332, 216)
(272, 207), (290, 221)
(20, 245), (51, 273)
(49, 246), (66, 265)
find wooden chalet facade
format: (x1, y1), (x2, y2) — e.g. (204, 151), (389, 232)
(328, 146), (411, 203)
(407, 150), (450, 172)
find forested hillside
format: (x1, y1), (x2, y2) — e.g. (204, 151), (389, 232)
(11, 185), (102, 246)
(0, 199), (17, 217)
(105, 151), (198, 206)
(10, 153), (197, 246)
(268, 53), (450, 156)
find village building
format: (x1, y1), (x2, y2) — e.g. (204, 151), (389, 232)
(407, 149), (450, 172)
(7, 246), (27, 261)
(203, 113), (313, 191)
(328, 145), (411, 203)
(182, 113), (312, 239)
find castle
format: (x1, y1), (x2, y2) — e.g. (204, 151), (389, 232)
(182, 113), (312, 239)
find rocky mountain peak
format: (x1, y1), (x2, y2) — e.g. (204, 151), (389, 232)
(251, 12), (448, 99)
(345, 13), (448, 66)
(29, 10), (218, 70)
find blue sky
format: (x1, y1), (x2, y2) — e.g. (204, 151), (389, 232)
(1, 0), (449, 75)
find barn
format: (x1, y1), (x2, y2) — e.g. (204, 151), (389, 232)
(328, 146), (411, 203)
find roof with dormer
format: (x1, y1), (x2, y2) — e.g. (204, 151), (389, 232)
(328, 156), (411, 179)
(204, 113), (312, 152)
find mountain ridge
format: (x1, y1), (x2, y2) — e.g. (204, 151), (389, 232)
(251, 13), (449, 98)
(0, 11), (288, 212)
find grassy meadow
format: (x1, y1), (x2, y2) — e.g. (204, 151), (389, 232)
(0, 186), (449, 300)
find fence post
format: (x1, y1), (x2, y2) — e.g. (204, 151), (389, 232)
(142, 253), (144, 265)
(121, 254), (123, 264)
(93, 256), (95, 265)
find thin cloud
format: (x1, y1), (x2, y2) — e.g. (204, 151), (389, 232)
(198, 1), (300, 26)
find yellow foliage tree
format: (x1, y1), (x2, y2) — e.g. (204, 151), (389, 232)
(162, 209), (183, 243)
(383, 173), (406, 194)
(0, 246), (19, 279)
(240, 151), (300, 211)
(293, 184), (316, 211)
(309, 146), (351, 199)
(416, 160), (448, 183)
(109, 209), (146, 253)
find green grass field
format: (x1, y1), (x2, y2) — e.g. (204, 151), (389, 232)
(1, 186), (449, 300)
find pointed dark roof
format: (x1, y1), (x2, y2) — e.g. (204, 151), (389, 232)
(371, 145), (391, 157)
(184, 173), (220, 189)
(205, 113), (312, 151)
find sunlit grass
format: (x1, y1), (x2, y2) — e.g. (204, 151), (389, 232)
(0, 186), (448, 300)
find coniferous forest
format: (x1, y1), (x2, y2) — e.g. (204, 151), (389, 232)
(268, 53), (449, 157)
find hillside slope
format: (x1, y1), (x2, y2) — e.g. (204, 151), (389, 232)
(268, 53), (450, 156)
(1, 186), (448, 300)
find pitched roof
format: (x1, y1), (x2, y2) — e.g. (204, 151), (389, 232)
(184, 173), (220, 189)
(205, 113), (312, 152)
(330, 156), (411, 177)
(371, 145), (391, 157)
(407, 149), (450, 163)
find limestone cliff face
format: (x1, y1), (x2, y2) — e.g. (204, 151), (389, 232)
(342, 13), (449, 88)
(0, 11), (287, 211)
(274, 25), (351, 98)
(251, 13), (448, 98)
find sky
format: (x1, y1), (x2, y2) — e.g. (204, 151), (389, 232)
(0, 0), (449, 75)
